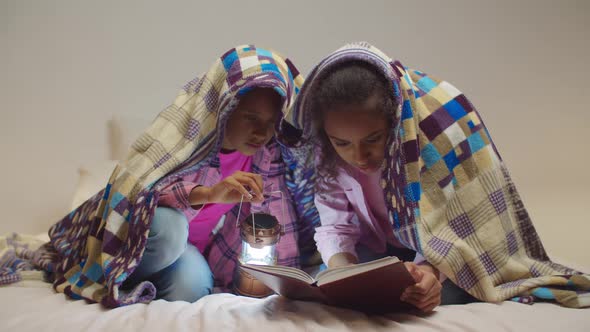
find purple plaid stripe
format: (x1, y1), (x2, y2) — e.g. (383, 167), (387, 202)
(438, 172), (454, 188)
(102, 231), (124, 256)
(414, 89), (427, 98)
(457, 140), (473, 162)
(500, 279), (526, 289)
(489, 189), (507, 214)
(113, 197), (130, 217)
(0, 269), (20, 285)
(457, 264), (478, 290)
(455, 94), (474, 113)
(154, 153), (171, 168)
(185, 119), (201, 140)
(471, 124), (484, 134)
(204, 88), (219, 113)
(211, 228), (239, 261)
(449, 213), (475, 239)
(479, 252), (498, 275)
(226, 62), (245, 86)
(419, 107), (455, 141)
(503, 170), (550, 260)
(506, 231), (518, 255)
(530, 266), (542, 278)
(428, 236), (453, 256)
(545, 261), (577, 275)
(182, 76), (201, 92)
(402, 140), (419, 163)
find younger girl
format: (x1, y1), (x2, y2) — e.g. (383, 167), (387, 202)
(121, 46), (311, 302)
(45, 45), (314, 306)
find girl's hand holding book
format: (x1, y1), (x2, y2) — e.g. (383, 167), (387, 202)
(400, 262), (442, 312)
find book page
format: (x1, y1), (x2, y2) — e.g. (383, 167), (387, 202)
(241, 263), (315, 284)
(316, 256), (400, 286)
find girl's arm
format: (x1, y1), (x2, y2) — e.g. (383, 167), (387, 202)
(314, 182), (361, 268)
(159, 171), (263, 210)
(159, 179), (202, 210)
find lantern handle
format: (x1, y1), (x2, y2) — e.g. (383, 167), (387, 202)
(263, 190), (286, 229)
(235, 193), (246, 228)
(234, 189), (287, 232)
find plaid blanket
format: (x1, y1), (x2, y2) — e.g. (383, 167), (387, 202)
(31, 45), (313, 307)
(287, 42), (590, 308)
(0, 233), (54, 285)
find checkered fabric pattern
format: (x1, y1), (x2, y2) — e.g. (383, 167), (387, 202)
(289, 42), (589, 308)
(0, 233), (55, 285)
(34, 45), (313, 308)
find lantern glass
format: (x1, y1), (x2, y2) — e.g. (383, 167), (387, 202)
(240, 241), (276, 265)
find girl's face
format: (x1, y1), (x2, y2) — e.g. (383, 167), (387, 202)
(322, 95), (389, 174)
(223, 88), (282, 155)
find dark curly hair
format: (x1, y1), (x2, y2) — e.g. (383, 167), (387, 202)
(309, 61), (397, 193)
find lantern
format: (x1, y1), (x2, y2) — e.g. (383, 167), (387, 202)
(233, 191), (284, 298)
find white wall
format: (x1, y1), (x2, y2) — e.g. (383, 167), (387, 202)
(1, 0), (588, 267)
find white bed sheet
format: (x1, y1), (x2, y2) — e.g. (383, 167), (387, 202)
(1, 280), (589, 332)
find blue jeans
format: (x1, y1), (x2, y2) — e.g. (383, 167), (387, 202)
(124, 207), (214, 302)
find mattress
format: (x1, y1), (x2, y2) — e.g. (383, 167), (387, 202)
(1, 279), (589, 332)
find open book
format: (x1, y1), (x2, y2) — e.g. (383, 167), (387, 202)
(240, 256), (416, 313)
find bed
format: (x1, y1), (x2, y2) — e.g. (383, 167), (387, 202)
(2, 280), (590, 331)
(1, 116), (589, 332)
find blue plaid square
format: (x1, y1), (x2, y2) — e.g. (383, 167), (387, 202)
(416, 76), (437, 93)
(444, 99), (468, 120)
(443, 149), (460, 171)
(221, 49), (239, 70)
(466, 131), (486, 153)
(422, 142), (441, 169)
(402, 100), (413, 120)
(449, 213), (475, 239)
(256, 48), (273, 58)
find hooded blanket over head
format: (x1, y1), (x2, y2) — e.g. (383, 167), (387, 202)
(286, 42), (589, 308)
(34, 45), (318, 307)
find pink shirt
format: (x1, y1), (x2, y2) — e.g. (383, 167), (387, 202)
(159, 149), (252, 253)
(314, 166), (427, 264)
(187, 150), (253, 252)
(157, 139), (301, 290)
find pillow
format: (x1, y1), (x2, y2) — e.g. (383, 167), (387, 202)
(70, 160), (119, 210)
(71, 114), (154, 210)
